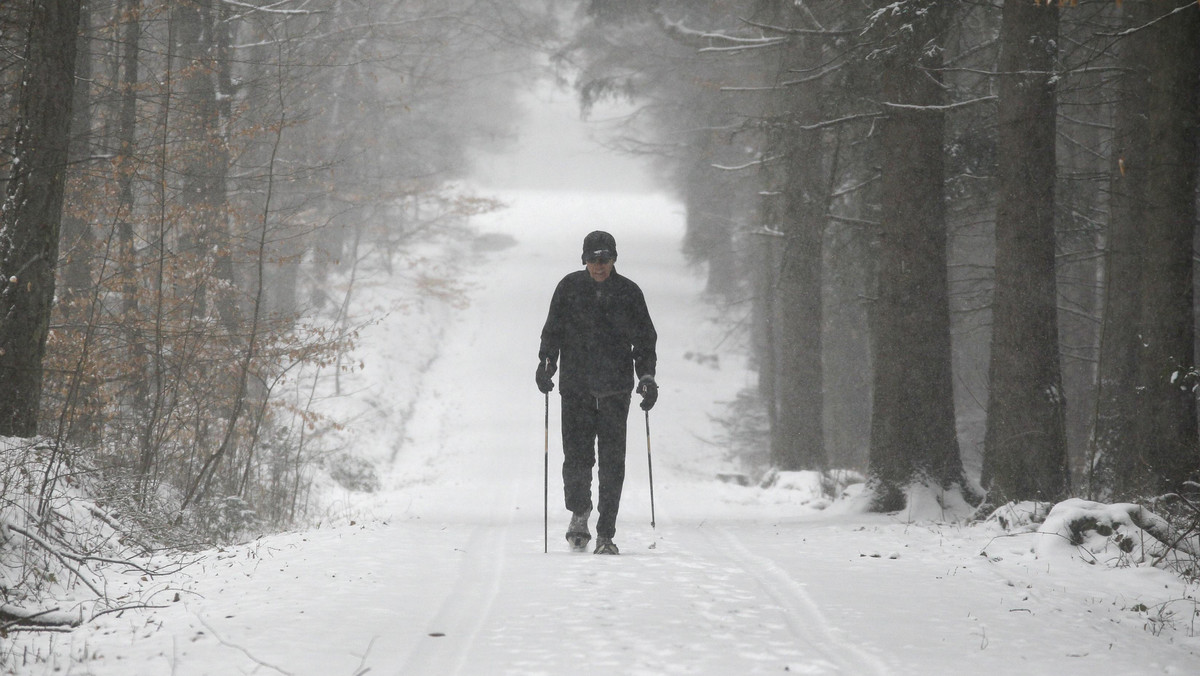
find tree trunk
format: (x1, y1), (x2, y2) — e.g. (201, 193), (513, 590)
(1092, 0), (1199, 498)
(60, 0), (94, 314)
(866, 0), (966, 510)
(684, 174), (736, 296)
(0, 0), (83, 437)
(57, 0), (99, 444)
(116, 0), (143, 358)
(982, 0), (1069, 503)
(1131, 0), (1199, 494)
(770, 138), (826, 471)
(175, 0), (235, 332)
(762, 2), (828, 472)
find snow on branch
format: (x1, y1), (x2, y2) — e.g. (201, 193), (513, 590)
(797, 111), (884, 132)
(737, 17), (857, 38)
(712, 155), (780, 172)
(1101, 2), (1199, 38)
(653, 10), (858, 64)
(655, 12), (785, 52)
(219, 0), (321, 16)
(880, 95), (998, 112)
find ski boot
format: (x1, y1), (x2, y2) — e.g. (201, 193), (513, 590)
(593, 537), (619, 555)
(566, 509), (591, 552)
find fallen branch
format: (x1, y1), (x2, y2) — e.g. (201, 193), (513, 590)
(4, 522), (104, 598)
(0, 604), (80, 629)
(6, 521), (158, 576)
(1145, 492), (1200, 567)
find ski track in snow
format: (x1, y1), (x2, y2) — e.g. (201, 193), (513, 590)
(395, 523), (882, 675)
(401, 522), (510, 675)
(704, 525), (890, 675)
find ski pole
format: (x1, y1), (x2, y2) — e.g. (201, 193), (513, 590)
(544, 390), (549, 553)
(645, 410), (656, 529)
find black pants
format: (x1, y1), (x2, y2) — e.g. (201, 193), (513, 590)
(561, 392), (630, 539)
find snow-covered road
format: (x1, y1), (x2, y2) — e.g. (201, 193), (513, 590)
(18, 190), (1200, 675)
(379, 190), (880, 675)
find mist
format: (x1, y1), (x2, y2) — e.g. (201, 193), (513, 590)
(472, 79), (657, 194)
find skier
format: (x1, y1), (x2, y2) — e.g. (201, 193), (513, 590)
(536, 231), (658, 555)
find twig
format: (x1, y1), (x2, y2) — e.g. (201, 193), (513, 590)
(194, 613), (294, 675)
(90, 603), (170, 621)
(350, 636), (378, 676)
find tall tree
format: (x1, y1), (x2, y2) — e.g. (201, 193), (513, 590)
(1092, 0), (1199, 497)
(173, 0), (235, 328)
(1131, 0), (1199, 494)
(0, 0), (83, 436)
(760, 1), (831, 472)
(865, 0), (967, 511)
(981, 0), (1069, 503)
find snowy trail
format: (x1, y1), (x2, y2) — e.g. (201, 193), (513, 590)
(392, 524), (886, 676)
(370, 190), (883, 675)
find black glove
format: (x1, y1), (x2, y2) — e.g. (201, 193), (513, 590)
(536, 359), (556, 394)
(637, 375), (658, 411)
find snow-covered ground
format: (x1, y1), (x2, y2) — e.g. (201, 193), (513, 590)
(8, 187), (1199, 675)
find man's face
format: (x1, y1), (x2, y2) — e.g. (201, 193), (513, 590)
(586, 257), (614, 282)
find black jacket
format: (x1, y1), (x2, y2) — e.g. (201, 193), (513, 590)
(539, 269), (656, 397)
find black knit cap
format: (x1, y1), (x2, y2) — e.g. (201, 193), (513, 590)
(581, 230), (618, 264)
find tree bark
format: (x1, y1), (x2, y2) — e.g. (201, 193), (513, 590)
(982, 0), (1069, 503)
(0, 0), (83, 436)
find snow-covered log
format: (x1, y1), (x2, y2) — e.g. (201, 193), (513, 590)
(1034, 498), (1200, 565)
(0, 603), (80, 628)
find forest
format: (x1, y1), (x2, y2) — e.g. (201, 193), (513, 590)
(561, 0), (1199, 513)
(1, 0), (558, 541)
(1, 0), (1198, 634)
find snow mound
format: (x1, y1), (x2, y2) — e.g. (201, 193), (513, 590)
(982, 500), (1054, 533)
(1033, 498), (1180, 567)
(838, 479), (977, 522)
(741, 469), (871, 512)
(905, 483), (976, 521)
(761, 470), (825, 500)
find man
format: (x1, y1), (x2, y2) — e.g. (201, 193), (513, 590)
(536, 231), (658, 555)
